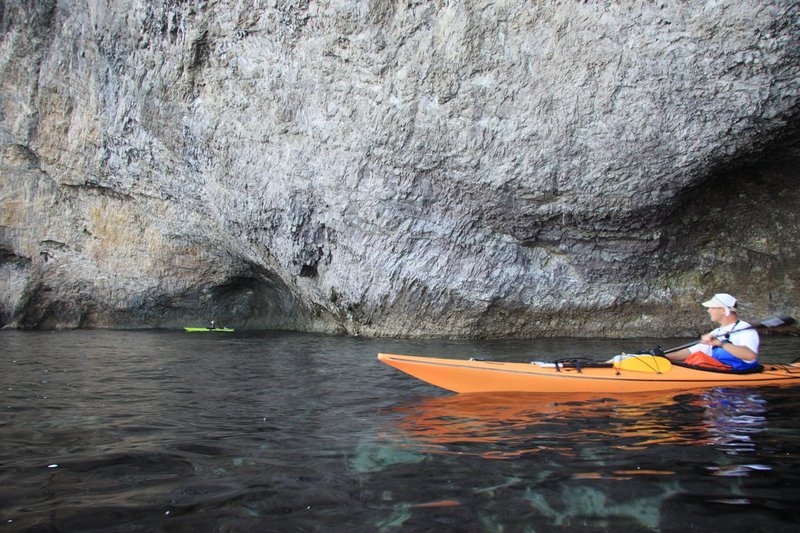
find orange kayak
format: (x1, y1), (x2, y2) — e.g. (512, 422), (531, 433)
(377, 353), (800, 394)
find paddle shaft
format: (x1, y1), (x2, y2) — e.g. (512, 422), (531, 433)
(662, 314), (795, 355)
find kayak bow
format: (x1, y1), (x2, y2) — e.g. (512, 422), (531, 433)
(377, 353), (800, 394)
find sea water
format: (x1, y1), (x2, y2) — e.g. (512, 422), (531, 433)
(1, 330), (799, 531)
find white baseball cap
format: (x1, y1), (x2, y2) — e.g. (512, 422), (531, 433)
(702, 293), (737, 315)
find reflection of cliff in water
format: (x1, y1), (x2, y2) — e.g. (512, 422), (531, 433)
(385, 389), (768, 459)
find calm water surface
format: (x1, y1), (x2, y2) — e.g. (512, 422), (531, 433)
(1, 330), (800, 532)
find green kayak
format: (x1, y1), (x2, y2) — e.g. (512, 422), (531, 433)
(184, 327), (234, 332)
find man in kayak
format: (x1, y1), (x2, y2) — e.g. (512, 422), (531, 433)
(667, 293), (760, 371)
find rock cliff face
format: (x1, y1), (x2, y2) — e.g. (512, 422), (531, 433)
(1, 0), (799, 337)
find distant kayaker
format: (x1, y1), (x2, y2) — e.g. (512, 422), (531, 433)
(210, 320), (216, 330)
(667, 293), (760, 371)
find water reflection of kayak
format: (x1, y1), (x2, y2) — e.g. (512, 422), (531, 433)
(184, 327), (235, 332)
(385, 389), (767, 459)
(387, 391), (685, 458)
(377, 353), (800, 394)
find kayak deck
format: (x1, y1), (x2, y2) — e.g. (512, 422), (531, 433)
(377, 353), (800, 394)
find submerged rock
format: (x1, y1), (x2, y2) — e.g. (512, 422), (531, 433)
(1, 1), (799, 337)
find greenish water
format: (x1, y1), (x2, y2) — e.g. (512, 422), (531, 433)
(1, 330), (799, 531)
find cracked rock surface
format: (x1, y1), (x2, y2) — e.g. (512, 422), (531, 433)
(1, 0), (799, 337)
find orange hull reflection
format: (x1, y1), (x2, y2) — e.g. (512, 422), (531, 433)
(385, 389), (768, 460)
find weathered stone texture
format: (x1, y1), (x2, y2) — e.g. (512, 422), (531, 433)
(1, 0), (799, 336)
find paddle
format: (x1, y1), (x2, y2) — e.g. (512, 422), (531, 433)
(656, 314), (796, 356)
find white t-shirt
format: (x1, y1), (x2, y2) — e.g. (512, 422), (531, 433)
(689, 320), (760, 356)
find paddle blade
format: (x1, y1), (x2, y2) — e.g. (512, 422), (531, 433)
(613, 355), (672, 374)
(756, 315), (795, 328)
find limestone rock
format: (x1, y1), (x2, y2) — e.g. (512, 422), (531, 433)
(1, 0), (799, 337)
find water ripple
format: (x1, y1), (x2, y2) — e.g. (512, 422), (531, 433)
(2, 330), (800, 531)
